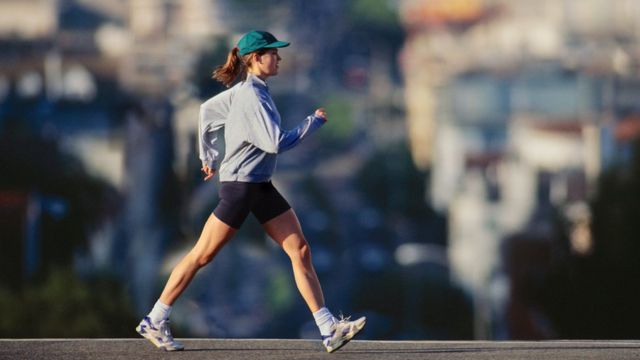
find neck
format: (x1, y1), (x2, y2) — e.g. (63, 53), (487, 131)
(248, 70), (267, 81)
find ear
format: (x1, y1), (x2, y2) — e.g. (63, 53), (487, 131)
(253, 52), (263, 64)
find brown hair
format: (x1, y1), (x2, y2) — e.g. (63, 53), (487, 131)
(212, 47), (269, 87)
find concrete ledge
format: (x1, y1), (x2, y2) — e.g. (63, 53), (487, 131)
(1, 339), (639, 359)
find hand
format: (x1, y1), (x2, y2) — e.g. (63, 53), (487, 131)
(315, 108), (328, 121)
(201, 164), (216, 181)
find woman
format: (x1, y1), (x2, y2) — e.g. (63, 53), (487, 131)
(136, 30), (365, 353)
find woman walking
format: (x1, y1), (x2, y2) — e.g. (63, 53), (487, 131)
(136, 30), (365, 353)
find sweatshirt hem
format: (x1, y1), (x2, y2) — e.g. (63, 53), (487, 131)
(219, 173), (272, 183)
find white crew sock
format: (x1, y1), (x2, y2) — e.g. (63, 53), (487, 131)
(313, 307), (337, 337)
(148, 300), (172, 325)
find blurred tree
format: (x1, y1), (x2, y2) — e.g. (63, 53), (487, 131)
(0, 268), (137, 337)
(190, 36), (231, 100)
(0, 122), (119, 285)
(345, 0), (404, 82)
(356, 142), (432, 220)
(541, 138), (640, 339)
(317, 94), (356, 150)
(0, 120), (137, 336)
(349, 0), (400, 29)
(351, 142), (467, 339)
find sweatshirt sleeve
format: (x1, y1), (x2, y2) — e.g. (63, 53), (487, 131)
(199, 89), (233, 168)
(243, 89), (326, 154)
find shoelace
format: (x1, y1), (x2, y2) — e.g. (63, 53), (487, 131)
(336, 314), (351, 323)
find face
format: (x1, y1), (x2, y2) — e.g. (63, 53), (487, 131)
(250, 48), (282, 79)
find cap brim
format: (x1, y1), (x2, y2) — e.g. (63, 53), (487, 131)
(264, 41), (290, 49)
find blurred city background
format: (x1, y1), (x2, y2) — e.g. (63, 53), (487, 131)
(1, 0), (640, 341)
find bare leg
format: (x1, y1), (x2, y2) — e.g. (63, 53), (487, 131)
(262, 209), (325, 313)
(159, 213), (236, 305)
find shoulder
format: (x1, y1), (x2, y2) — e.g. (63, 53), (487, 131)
(202, 84), (240, 110)
(236, 78), (271, 107)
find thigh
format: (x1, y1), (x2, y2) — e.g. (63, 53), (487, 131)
(251, 182), (291, 225)
(190, 213), (237, 258)
(213, 182), (256, 229)
(262, 208), (305, 251)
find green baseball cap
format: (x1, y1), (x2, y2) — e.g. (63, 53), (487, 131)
(237, 30), (290, 56)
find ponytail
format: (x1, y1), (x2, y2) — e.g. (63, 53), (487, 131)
(212, 47), (245, 88)
(212, 47), (270, 87)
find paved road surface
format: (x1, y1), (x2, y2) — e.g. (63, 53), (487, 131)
(2, 339), (639, 360)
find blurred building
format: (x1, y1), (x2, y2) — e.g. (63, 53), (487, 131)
(121, 0), (228, 96)
(0, 0), (58, 39)
(0, 0), (222, 313)
(400, 0), (640, 339)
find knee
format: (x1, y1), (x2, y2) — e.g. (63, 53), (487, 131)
(191, 251), (214, 269)
(197, 255), (213, 268)
(286, 239), (312, 265)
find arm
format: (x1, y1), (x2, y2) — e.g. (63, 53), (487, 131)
(198, 89), (234, 169)
(243, 91), (326, 154)
(277, 114), (326, 153)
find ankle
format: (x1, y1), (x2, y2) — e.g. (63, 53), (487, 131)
(313, 307), (336, 336)
(148, 300), (172, 324)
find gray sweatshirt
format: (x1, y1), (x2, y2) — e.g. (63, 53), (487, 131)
(199, 74), (326, 183)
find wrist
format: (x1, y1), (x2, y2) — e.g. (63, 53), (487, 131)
(313, 114), (327, 123)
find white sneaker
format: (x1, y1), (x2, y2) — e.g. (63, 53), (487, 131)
(322, 316), (366, 353)
(136, 316), (185, 351)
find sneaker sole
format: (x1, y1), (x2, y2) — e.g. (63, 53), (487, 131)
(326, 318), (366, 353)
(136, 325), (184, 352)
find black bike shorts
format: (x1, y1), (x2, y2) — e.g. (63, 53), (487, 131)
(213, 181), (291, 229)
